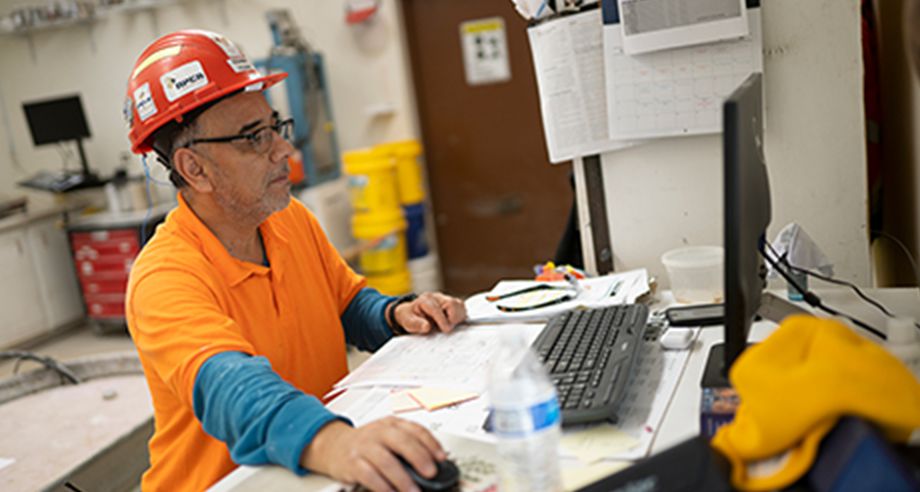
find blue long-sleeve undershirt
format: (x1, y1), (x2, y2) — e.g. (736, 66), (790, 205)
(192, 287), (397, 473)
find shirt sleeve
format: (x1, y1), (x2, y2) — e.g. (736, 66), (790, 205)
(341, 287), (397, 352)
(193, 351), (351, 474)
(128, 265), (255, 409)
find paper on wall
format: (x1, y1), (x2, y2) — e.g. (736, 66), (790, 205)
(603, 3), (763, 140)
(527, 9), (641, 163)
(617, 0), (748, 55)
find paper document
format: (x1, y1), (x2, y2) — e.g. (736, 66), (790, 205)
(465, 269), (650, 323)
(603, 3), (763, 139)
(607, 326), (700, 459)
(560, 423), (639, 463)
(333, 323), (544, 393)
(527, 9), (641, 163)
(617, 0), (748, 55)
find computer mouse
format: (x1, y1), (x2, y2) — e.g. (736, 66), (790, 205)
(398, 456), (460, 492)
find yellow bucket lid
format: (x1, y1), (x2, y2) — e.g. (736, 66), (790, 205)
(376, 140), (422, 157)
(343, 148), (394, 172)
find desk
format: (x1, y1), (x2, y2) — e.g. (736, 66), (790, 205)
(211, 288), (920, 491)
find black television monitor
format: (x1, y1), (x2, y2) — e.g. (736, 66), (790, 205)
(723, 73), (771, 372)
(22, 95), (90, 146)
(20, 94), (100, 190)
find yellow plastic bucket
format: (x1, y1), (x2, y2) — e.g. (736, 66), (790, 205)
(343, 148), (400, 215)
(366, 269), (413, 296)
(352, 210), (408, 277)
(375, 140), (425, 205)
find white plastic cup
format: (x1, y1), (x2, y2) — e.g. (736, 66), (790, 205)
(661, 246), (724, 304)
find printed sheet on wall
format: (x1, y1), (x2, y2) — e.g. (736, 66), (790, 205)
(601, 0), (763, 140)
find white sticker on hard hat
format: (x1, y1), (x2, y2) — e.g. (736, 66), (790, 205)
(205, 32), (242, 59)
(244, 82), (264, 92)
(161, 61), (209, 102)
(227, 57), (255, 73)
(133, 83), (157, 122)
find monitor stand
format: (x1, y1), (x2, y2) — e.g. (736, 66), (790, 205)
(700, 292), (809, 388)
(17, 139), (102, 193)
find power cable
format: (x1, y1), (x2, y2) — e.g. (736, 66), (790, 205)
(760, 241), (887, 340)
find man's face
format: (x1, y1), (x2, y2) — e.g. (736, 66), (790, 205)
(191, 91), (294, 221)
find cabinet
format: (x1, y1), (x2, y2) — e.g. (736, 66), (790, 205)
(66, 203), (172, 329)
(27, 217), (84, 329)
(0, 228), (46, 348)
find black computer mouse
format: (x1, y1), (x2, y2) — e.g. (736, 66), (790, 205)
(398, 456), (460, 492)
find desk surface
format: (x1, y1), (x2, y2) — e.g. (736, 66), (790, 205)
(211, 288), (920, 491)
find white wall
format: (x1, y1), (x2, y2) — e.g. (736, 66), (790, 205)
(599, 0), (871, 286)
(0, 0), (420, 195)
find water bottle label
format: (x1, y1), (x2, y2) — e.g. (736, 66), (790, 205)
(491, 397), (561, 436)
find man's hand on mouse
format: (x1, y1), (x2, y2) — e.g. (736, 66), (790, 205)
(392, 292), (466, 335)
(302, 417), (446, 492)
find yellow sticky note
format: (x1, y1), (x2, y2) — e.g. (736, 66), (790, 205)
(389, 390), (423, 413)
(407, 387), (479, 411)
(560, 423), (640, 464)
(562, 460), (630, 491)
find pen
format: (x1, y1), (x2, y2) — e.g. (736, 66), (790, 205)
(609, 279), (624, 297)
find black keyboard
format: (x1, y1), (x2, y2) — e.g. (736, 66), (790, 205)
(531, 304), (648, 426)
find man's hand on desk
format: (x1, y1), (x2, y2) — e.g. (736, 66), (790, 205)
(302, 417), (447, 492)
(392, 292), (467, 334)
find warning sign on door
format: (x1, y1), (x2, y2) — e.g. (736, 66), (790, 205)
(459, 17), (511, 86)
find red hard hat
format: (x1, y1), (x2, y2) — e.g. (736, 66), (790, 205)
(124, 29), (287, 154)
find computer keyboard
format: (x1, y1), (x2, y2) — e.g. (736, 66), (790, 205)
(531, 304), (648, 426)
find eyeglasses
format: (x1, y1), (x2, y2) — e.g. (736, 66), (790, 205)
(184, 118), (294, 155)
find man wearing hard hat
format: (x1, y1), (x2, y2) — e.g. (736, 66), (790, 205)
(123, 30), (466, 491)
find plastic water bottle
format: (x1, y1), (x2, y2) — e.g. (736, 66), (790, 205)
(488, 333), (562, 492)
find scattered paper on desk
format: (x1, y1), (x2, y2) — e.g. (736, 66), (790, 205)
(465, 269), (649, 323)
(609, 327), (701, 460)
(616, 0), (748, 55)
(561, 423), (639, 463)
(333, 323), (543, 393)
(409, 387), (480, 411)
(404, 395), (494, 442)
(527, 8), (641, 163)
(602, 2), (763, 140)
(561, 459), (629, 491)
(390, 390), (423, 413)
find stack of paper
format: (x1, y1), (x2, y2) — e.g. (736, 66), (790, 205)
(465, 269), (650, 323)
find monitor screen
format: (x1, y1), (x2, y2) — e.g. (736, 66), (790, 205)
(723, 72), (771, 372)
(22, 94), (91, 146)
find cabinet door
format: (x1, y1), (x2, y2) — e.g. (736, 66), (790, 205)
(0, 229), (45, 348)
(27, 217), (85, 329)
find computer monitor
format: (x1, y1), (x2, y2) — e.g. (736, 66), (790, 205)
(702, 73), (771, 387)
(22, 94), (98, 184)
(723, 72), (771, 371)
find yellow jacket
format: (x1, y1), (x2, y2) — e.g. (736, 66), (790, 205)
(711, 315), (920, 491)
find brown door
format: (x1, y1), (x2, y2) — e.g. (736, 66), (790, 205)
(402, 0), (572, 296)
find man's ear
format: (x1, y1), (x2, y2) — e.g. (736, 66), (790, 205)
(173, 147), (214, 193)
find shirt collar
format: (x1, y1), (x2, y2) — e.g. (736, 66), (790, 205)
(173, 193), (289, 287)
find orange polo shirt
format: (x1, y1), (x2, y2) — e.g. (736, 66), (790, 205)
(126, 194), (365, 491)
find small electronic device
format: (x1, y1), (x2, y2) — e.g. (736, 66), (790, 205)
(659, 328), (694, 350)
(665, 303), (725, 327)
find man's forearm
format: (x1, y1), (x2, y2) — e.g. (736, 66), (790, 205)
(193, 351), (350, 474)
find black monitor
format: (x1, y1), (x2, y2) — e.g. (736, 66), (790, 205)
(723, 72), (771, 370)
(702, 73), (771, 387)
(22, 95), (90, 145)
(20, 94), (101, 190)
